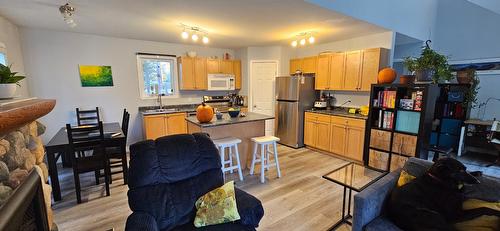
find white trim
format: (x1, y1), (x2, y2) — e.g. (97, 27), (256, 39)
(248, 60), (279, 113)
(136, 54), (179, 100)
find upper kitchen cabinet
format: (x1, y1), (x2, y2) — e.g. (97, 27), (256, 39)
(360, 48), (389, 91)
(178, 57), (207, 90)
(329, 52), (346, 90)
(315, 54), (330, 90)
(220, 60), (234, 74)
(343, 50), (362, 91)
(289, 56), (317, 74)
(289, 58), (303, 74)
(206, 58), (220, 73)
(233, 60), (242, 89)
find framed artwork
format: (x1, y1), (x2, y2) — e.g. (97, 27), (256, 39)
(79, 65), (113, 87)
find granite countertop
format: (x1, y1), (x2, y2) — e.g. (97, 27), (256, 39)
(186, 112), (274, 128)
(306, 109), (368, 120)
(139, 104), (198, 115)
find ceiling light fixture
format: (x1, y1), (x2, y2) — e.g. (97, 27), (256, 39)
(291, 31), (316, 47)
(59, 2), (77, 28)
(179, 24), (210, 45)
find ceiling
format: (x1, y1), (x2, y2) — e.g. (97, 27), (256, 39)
(467, 0), (500, 15)
(0, 0), (388, 48)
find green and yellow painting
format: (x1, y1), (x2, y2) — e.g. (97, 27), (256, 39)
(79, 65), (113, 87)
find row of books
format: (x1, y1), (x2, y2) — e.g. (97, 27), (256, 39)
(373, 90), (396, 109)
(440, 102), (465, 119)
(377, 110), (394, 129)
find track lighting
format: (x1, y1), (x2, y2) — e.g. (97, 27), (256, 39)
(291, 40), (298, 47)
(181, 31), (189, 39)
(300, 38), (306, 45)
(179, 24), (210, 45)
(191, 34), (199, 41)
(308, 36), (315, 44)
(291, 31), (317, 47)
(202, 36), (209, 44)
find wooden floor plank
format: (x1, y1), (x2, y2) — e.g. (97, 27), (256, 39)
(53, 145), (354, 231)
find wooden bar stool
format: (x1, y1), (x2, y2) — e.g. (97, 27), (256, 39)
(250, 136), (281, 183)
(213, 137), (244, 181)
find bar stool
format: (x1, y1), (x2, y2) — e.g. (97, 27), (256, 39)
(250, 136), (281, 183)
(213, 137), (244, 181)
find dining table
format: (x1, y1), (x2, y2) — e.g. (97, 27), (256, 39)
(44, 122), (126, 202)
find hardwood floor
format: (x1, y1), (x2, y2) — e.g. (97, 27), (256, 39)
(53, 145), (352, 231)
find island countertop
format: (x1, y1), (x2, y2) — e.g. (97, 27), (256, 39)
(185, 112), (274, 128)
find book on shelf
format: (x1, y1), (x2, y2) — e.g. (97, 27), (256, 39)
(442, 102), (464, 119)
(377, 110), (394, 129)
(374, 90), (396, 108)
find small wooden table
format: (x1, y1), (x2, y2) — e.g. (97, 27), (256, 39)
(44, 122), (125, 202)
(323, 163), (387, 230)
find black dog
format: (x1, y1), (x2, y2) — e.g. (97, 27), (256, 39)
(388, 158), (500, 231)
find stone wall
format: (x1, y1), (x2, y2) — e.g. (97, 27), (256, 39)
(0, 121), (54, 230)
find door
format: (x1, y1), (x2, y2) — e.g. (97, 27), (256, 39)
(275, 101), (299, 147)
(275, 76), (299, 101)
(207, 59), (220, 73)
(233, 60), (242, 89)
(360, 49), (380, 91)
(304, 119), (315, 146)
(194, 57), (207, 90)
(330, 123), (346, 155)
(220, 60), (233, 74)
(302, 56), (317, 73)
(315, 55), (330, 90)
(179, 57), (195, 90)
(330, 52), (345, 90)
(345, 126), (365, 161)
(344, 51), (362, 91)
(290, 59), (302, 74)
(166, 113), (187, 135)
(251, 61), (278, 136)
(144, 115), (166, 140)
(316, 121), (331, 151)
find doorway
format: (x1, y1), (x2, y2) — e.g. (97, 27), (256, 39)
(249, 60), (279, 136)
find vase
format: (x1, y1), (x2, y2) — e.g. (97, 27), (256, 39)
(415, 69), (434, 83)
(399, 75), (416, 84)
(456, 70), (473, 84)
(0, 84), (17, 99)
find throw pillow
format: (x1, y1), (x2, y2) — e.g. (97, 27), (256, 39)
(397, 170), (416, 187)
(194, 181), (241, 227)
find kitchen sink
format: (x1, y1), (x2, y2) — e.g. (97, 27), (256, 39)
(144, 108), (178, 114)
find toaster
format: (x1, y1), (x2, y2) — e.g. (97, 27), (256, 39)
(314, 101), (327, 109)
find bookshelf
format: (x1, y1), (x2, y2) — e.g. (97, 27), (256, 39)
(364, 84), (440, 171)
(431, 84), (471, 150)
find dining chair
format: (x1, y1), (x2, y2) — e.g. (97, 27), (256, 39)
(66, 121), (110, 203)
(96, 109), (130, 184)
(76, 107), (100, 126)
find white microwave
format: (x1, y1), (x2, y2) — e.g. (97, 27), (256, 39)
(207, 74), (235, 91)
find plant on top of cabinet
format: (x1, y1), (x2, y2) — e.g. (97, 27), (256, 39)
(403, 40), (452, 83)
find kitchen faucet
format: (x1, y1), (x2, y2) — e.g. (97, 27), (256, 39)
(157, 93), (165, 110)
(337, 100), (351, 109)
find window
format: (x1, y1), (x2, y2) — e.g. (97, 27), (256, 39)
(136, 54), (178, 99)
(0, 42), (7, 65)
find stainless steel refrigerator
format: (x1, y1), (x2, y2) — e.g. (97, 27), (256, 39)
(275, 74), (318, 148)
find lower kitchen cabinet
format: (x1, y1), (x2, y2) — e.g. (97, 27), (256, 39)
(143, 112), (187, 140)
(305, 112), (366, 162)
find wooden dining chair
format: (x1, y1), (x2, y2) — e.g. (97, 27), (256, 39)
(66, 121), (110, 203)
(96, 109), (130, 184)
(76, 107), (100, 126)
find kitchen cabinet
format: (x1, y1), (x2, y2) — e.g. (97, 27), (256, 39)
(360, 48), (389, 91)
(329, 52), (345, 90)
(220, 60), (234, 74)
(143, 112), (187, 140)
(233, 60), (242, 89)
(315, 54), (330, 90)
(343, 50), (362, 91)
(178, 57), (207, 90)
(290, 58), (303, 74)
(305, 112), (366, 162)
(207, 59), (220, 74)
(302, 56), (317, 73)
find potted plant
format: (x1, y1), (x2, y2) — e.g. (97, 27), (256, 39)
(0, 64), (25, 99)
(463, 69), (480, 109)
(401, 57), (417, 84)
(403, 40), (453, 83)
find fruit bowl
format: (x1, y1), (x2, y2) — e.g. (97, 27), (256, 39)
(228, 110), (240, 118)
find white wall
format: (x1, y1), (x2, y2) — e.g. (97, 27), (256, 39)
(0, 16), (28, 97)
(20, 28), (234, 144)
(293, 31), (395, 107)
(306, 0), (438, 42)
(433, 0), (500, 120)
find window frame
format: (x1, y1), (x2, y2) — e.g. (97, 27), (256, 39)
(0, 42), (7, 65)
(136, 54), (179, 100)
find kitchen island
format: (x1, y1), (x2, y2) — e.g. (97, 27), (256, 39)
(186, 112), (274, 169)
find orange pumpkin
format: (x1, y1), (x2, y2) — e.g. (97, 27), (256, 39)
(196, 103), (214, 123)
(377, 68), (397, 84)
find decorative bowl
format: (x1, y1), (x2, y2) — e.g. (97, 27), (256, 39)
(228, 110), (240, 118)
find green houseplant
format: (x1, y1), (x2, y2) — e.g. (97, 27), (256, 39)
(0, 63), (25, 99)
(403, 40), (453, 83)
(462, 69), (480, 109)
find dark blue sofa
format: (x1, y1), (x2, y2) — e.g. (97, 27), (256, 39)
(125, 133), (264, 231)
(352, 157), (500, 231)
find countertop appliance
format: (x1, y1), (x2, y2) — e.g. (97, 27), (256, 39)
(207, 74), (235, 91)
(275, 74), (318, 148)
(314, 101), (327, 109)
